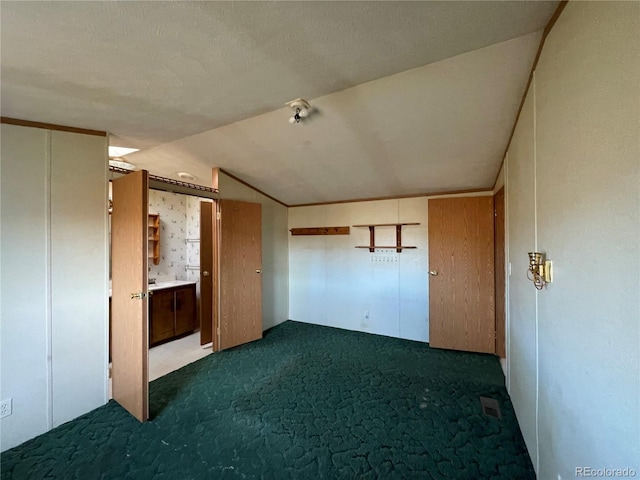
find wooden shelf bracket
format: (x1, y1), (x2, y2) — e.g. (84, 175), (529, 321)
(352, 223), (419, 253)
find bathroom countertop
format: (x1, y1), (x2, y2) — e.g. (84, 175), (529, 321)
(149, 280), (196, 291)
(109, 280), (196, 298)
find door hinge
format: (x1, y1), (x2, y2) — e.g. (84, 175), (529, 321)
(216, 211), (221, 220)
(217, 327), (220, 335)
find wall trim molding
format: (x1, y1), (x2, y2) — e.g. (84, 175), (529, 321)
(0, 117), (107, 137)
(498, 0), (569, 180)
(289, 188), (494, 208)
(217, 169), (493, 209)
(492, 160), (505, 191)
(219, 169), (289, 207)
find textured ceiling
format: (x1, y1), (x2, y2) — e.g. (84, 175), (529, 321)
(1, 1), (557, 204)
(129, 32), (541, 205)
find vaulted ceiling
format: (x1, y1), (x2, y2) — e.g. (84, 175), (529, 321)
(1, 1), (558, 204)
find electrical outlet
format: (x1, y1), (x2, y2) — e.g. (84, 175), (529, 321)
(0, 398), (12, 419)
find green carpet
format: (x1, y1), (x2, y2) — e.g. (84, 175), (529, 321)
(1, 321), (534, 479)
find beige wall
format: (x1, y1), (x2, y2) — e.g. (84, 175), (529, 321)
(506, 87), (538, 464)
(289, 191), (492, 341)
(1, 125), (109, 451)
(218, 172), (289, 330)
(505, 2), (640, 476)
(289, 198), (429, 341)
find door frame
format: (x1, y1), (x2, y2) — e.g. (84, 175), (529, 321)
(213, 199), (220, 352)
(200, 198), (222, 353)
(109, 174), (221, 420)
(494, 187), (506, 358)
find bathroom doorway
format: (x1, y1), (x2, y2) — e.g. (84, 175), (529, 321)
(109, 170), (263, 421)
(145, 188), (214, 380)
(109, 176), (218, 405)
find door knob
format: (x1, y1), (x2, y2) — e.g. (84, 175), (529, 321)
(256, 269), (262, 274)
(429, 270), (439, 276)
(202, 271), (210, 277)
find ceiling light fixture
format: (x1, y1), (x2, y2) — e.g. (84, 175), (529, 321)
(177, 172), (197, 181)
(286, 98), (311, 125)
(108, 158), (136, 170)
(108, 146), (139, 158)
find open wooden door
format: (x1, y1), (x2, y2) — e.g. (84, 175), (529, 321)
(200, 201), (214, 346)
(428, 196), (495, 354)
(111, 170), (149, 421)
(217, 199), (262, 351)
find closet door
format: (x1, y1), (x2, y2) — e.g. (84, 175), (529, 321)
(428, 196), (495, 354)
(218, 199), (262, 351)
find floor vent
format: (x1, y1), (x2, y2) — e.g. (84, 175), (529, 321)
(480, 396), (502, 419)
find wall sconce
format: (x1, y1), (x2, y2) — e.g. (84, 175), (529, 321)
(527, 252), (553, 290)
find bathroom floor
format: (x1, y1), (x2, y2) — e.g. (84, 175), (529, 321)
(109, 332), (213, 398)
(149, 332), (213, 381)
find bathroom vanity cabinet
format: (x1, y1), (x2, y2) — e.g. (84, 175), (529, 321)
(149, 282), (197, 346)
(109, 281), (197, 357)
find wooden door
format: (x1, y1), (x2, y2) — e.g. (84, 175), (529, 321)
(200, 201), (214, 346)
(111, 170), (149, 421)
(494, 187), (506, 358)
(428, 196), (495, 354)
(218, 199), (262, 351)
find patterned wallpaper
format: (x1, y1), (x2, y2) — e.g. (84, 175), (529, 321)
(148, 190), (187, 281)
(185, 197), (213, 283)
(147, 190), (213, 325)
